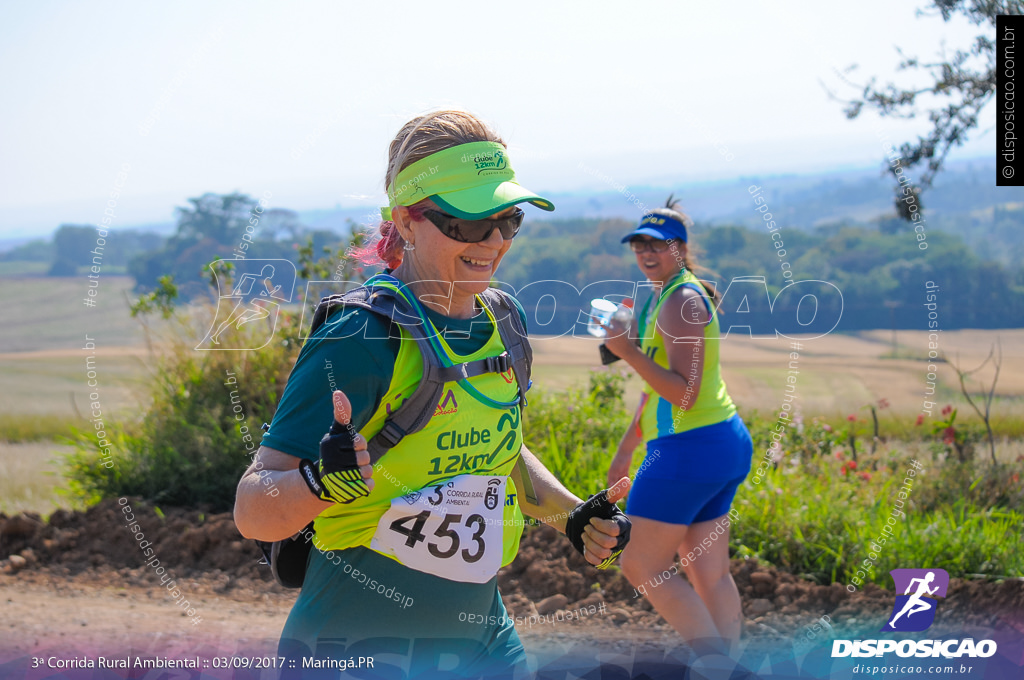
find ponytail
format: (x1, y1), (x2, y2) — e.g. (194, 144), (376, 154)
(659, 194), (722, 309)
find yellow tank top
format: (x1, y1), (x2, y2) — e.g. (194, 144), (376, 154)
(638, 269), (736, 444)
(313, 288), (525, 570)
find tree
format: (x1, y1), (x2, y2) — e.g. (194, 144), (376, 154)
(258, 208), (303, 241)
(839, 0), (1024, 218)
(48, 224), (96, 275)
(1, 238), (53, 263)
(131, 192), (263, 292)
(174, 192), (258, 245)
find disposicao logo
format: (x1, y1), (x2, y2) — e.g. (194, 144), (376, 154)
(883, 568), (948, 632)
(831, 567), (998, 659)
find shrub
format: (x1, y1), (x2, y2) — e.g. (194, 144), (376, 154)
(63, 311), (294, 511)
(524, 368), (632, 497)
(64, 237), (364, 511)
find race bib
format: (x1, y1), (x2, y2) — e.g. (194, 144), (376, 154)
(371, 474), (506, 584)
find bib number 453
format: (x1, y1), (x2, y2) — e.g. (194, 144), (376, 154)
(388, 511), (486, 563)
(371, 474), (506, 583)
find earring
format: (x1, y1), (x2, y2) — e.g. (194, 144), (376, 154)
(403, 242), (415, 251)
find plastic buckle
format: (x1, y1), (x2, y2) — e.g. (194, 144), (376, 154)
(377, 421), (406, 448)
(485, 352), (511, 374)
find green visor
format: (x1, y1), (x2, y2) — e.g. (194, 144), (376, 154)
(381, 141), (555, 220)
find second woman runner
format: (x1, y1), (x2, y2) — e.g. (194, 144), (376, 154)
(602, 198), (753, 653)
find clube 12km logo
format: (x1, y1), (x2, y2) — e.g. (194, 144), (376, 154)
(832, 569), (998, 659)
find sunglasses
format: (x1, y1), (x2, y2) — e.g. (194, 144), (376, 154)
(629, 238), (672, 253)
(423, 208), (525, 243)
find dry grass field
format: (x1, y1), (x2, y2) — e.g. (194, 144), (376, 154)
(3, 274), (1019, 418)
(0, 442), (75, 515)
(531, 328), (1024, 420)
(2, 273), (1021, 515)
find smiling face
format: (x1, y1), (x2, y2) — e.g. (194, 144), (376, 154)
(631, 236), (685, 285)
(394, 201), (516, 299)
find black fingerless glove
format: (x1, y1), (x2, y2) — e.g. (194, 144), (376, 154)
(299, 420), (369, 503)
(564, 489), (632, 569)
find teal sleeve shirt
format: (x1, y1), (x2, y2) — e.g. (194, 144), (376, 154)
(261, 295), (529, 460)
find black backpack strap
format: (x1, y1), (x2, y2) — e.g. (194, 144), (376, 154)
(478, 288), (533, 409)
(310, 286), (374, 336)
(359, 293), (447, 465)
(478, 289), (537, 504)
(307, 282), (534, 462)
(302, 280), (442, 465)
(434, 352), (512, 382)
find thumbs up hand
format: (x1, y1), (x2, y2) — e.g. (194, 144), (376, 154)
(303, 390), (374, 504)
(564, 477), (632, 569)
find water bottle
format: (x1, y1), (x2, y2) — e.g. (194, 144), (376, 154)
(587, 299), (618, 337)
(587, 298), (634, 337)
(612, 299), (634, 327)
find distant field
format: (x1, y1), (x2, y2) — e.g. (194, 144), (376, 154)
(0, 275), (145, 352)
(530, 328), (1024, 421)
(0, 262), (48, 277)
(2, 274), (1022, 424)
(0, 345), (152, 418)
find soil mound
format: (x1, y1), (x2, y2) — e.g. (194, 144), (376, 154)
(2, 499), (1021, 637)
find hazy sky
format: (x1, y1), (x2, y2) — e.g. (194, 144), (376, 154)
(0, 1), (994, 237)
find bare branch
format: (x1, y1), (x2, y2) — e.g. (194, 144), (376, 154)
(944, 342), (1001, 464)
(834, 0), (1015, 217)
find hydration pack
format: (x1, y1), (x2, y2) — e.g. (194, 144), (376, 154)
(256, 275), (536, 588)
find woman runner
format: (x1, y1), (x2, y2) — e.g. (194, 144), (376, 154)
(602, 197), (753, 654)
(234, 110), (631, 679)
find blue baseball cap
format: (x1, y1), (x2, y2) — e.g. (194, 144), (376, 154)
(620, 212), (688, 244)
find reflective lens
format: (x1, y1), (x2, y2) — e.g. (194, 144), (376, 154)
(629, 238), (671, 253)
(423, 208), (525, 243)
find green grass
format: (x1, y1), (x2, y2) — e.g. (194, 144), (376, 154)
(731, 460), (1024, 585)
(522, 370), (634, 498)
(0, 441), (78, 515)
(0, 414), (87, 442)
(526, 382), (1024, 586)
(530, 363), (645, 413)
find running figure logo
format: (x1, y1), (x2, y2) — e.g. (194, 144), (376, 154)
(197, 259), (295, 350)
(882, 568), (949, 632)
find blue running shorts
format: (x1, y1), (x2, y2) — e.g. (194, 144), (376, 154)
(625, 414), (753, 525)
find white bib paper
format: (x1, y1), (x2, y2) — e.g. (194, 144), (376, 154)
(371, 474), (506, 584)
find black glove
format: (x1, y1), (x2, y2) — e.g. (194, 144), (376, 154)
(299, 420), (370, 503)
(564, 489), (631, 569)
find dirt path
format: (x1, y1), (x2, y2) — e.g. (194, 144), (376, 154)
(3, 571), (1022, 679)
(2, 501), (1022, 677)
(0, 572), (683, 666)
(1, 572), (291, 659)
